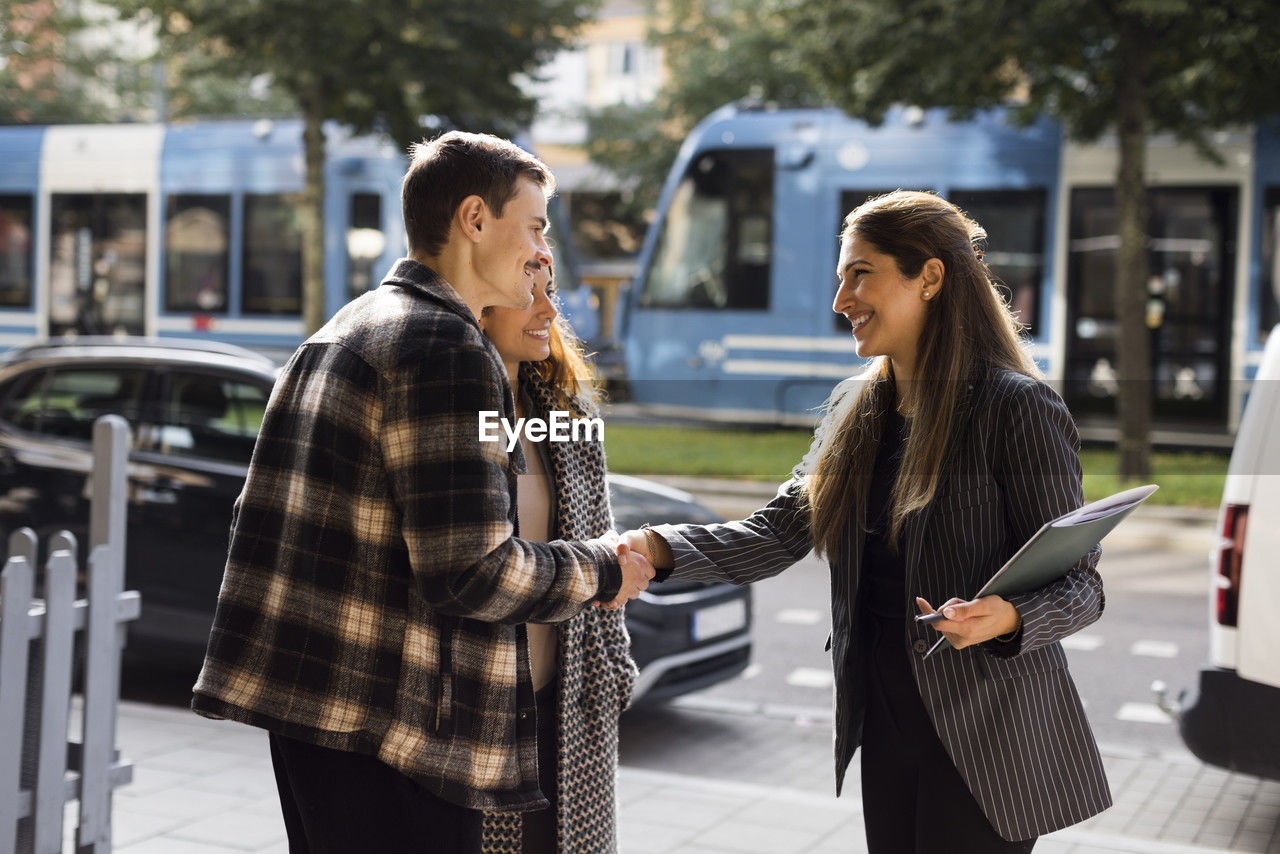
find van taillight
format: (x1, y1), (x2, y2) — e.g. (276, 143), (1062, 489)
(1215, 503), (1248, 627)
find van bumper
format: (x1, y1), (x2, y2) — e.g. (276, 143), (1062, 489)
(1180, 666), (1280, 781)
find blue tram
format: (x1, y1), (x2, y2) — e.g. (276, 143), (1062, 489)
(0, 119), (594, 353)
(621, 103), (1280, 443)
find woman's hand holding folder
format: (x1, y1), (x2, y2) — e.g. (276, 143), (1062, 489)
(914, 595), (1022, 650)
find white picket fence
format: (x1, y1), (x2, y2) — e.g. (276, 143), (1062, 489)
(0, 416), (141, 854)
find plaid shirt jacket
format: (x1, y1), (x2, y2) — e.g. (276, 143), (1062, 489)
(192, 259), (622, 811)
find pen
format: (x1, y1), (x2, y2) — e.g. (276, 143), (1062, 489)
(914, 610), (951, 658)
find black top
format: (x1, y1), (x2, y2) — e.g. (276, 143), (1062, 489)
(862, 410), (909, 618)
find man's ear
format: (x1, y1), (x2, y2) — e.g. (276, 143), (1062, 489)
(456, 194), (486, 243)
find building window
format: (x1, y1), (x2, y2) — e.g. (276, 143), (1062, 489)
(346, 193), (384, 300)
(601, 40), (662, 103)
(165, 195), (231, 313)
(0, 195), (33, 308)
(1261, 188), (1280, 345)
(640, 149), (773, 311)
(243, 194), (302, 315)
(949, 189), (1047, 338)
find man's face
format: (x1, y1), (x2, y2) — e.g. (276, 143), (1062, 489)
(475, 178), (553, 311)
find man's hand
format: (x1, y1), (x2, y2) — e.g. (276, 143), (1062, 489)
(915, 595), (1021, 649)
(599, 539), (656, 610)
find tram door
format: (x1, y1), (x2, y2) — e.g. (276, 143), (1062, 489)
(48, 193), (147, 337)
(1065, 187), (1237, 427)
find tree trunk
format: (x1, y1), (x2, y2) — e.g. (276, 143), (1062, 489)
(1114, 18), (1152, 481)
(300, 91), (327, 335)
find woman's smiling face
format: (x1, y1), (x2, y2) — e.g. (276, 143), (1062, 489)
(480, 264), (558, 371)
(832, 234), (935, 374)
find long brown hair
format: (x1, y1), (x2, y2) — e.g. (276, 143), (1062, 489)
(804, 190), (1039, 560)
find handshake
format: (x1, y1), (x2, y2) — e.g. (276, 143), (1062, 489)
(597, 529), (656, 611)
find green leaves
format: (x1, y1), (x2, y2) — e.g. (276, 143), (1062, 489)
(785, 0), (1280, 145)
(107, 0), (601, 143)
(586, 0), (816, 214)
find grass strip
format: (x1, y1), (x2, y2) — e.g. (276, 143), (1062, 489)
(603, 423), (1227, 508)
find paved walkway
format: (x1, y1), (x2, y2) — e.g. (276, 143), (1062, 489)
(87, 483), (1274, 853)
(89, 698), (1280, 854)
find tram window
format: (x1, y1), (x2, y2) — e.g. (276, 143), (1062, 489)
(165, 195), (230, 313)
(950, 189), (1046, 338)
(1065, 185), (1237, 422)
(243, 194), (303, 315)
(0, 195), (33, 308)
(48, 193), (147, 337)
(640, 148), (773, 310)
(346, 193), (384, 299)
(1261, 188), (1280, 344)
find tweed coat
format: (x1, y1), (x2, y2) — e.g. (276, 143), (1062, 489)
(651, 367), (1112, 841)
(192, 259), (621, 812)
(481, 365), (637, 853)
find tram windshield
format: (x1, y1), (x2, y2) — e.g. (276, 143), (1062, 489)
(640, 148), (772, 311)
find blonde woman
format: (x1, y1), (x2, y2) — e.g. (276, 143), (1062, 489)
(622, 191), (1110, 852)
(479, 264), (635, 853)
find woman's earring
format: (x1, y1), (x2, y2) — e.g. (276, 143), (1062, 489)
(923, 291), (932, 300)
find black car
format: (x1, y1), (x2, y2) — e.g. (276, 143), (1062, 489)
(0, 337), (750, 704)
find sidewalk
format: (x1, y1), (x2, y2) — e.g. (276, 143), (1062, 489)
(97, 699), (1280, 854)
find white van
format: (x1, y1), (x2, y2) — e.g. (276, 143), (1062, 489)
(1176, 325), (1280, 780)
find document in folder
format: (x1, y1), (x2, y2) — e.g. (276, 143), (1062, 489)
(922, 483), (1158, 658)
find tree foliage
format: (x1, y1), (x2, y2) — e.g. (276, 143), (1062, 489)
(0, 1), (153, 123)
(586, 0), (816, 214)
(116, 0), (600, 142)
(786, 0), (1280, 149)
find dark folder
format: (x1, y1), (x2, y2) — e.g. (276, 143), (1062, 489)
(922, 483), (1159, 658)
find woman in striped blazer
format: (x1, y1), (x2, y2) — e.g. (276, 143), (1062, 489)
(478, 264), (637, 854)
(622, 191), (1111, 852)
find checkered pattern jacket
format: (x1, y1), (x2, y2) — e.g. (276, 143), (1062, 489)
(481, 365), (637, 853)
(192, 259), (622, 811)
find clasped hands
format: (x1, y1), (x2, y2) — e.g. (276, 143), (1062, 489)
(596, 529), (656, 611)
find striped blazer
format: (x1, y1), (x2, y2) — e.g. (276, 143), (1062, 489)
(651, 367), (1112, 841)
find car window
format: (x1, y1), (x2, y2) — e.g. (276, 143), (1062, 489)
(0, 366), (149, 440)
(160, 372), (268, 465)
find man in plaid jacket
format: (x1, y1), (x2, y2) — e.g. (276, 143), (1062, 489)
(192, 131), (653, 853)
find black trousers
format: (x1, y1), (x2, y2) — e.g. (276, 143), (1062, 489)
(521, 680), (559, 854)
(860, 614), (1037, 854)
(269, 732), (483, 854)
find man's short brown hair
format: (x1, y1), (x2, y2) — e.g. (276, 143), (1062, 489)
(401, 131), (555, 258)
